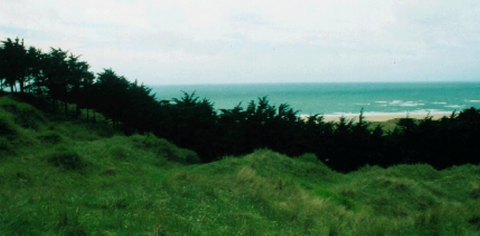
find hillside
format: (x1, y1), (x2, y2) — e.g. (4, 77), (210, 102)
(0, 95), (479, 235)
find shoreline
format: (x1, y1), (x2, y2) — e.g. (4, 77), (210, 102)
(302, 112), (454, 122)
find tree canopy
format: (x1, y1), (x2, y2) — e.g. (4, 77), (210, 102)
(1, 37), (480, 172)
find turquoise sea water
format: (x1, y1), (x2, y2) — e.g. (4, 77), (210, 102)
(150, 82), (480, 117)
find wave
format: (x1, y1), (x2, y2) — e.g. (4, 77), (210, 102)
(390, 101), (425, 107)
(300, 109), (452, 118)
(444, 105), (465, 108)
(389, 100), (403, 106)
(354, 103), (371, 106)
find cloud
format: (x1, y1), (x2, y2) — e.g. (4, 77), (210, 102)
(1, 0), (479, 84)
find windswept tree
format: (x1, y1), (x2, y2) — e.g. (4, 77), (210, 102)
(24, 46), (44, 93)
(218, 103), (249, 156)
(266, 103), (300, 154)
(0, 45), (5, 93)
(121, 79), (158, 135)
(41, 48), (70, 111)
(243, 97), (282, 151)
(95, 69), (130, 128)
(297, 114), (334, 159)
(65, 53), (94, 116)
(153, 91), (218, 162)
(76, 70), (96, 120)
(173, 92), (218, 160)
(0, 37), (27, 93)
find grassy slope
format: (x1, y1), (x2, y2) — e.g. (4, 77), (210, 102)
(0, 95), (479, 236)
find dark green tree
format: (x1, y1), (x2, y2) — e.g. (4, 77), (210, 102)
(153, 91), (218, 162)
(65, 54), (94, 116)
(24, 46), (45, 94)
(0, 44), (5, 93)
(265, 103), (300, 155)
(76, 70), (96, 120)
(297, 114), (334, 162)
(0, 37), (27, 93)
(121, 79), (158, 135)
(218, 103), (249, 156)
(95, 69), (130, 128)
(41, 48), (70, 111)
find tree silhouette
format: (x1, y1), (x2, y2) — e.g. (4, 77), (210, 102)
(24, 46), (44, 94)
(76, 71), (96, 120)
(2, 36), (480, 172)
(95, 69), (130, 128)
(218, 102), (249, 156)
(297, 114), (334, 158)
(265, 103), (300, 155)
(152, 91), (219, 162)
(41, 48), (70, 111)
(121, 79), (158, 135)
(173, 92), (218, 161)
(0, 44), (5, 93)
(64, 54), (94, 116)
(0, 37), (27, 93)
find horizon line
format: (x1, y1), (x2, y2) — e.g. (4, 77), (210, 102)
(145, 80), (480, 86)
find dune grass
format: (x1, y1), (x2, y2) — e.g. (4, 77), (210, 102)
(0, 95), (479, 235)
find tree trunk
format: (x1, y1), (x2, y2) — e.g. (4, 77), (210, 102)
(52, 99), (57, 112)
(75, 104), (81, 117)
(19, 81), (24, 94)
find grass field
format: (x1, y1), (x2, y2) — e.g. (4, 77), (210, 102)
(1, 95), (479, 235)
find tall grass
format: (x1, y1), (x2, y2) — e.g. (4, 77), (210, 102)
(0, 95), (479, 235)
(0, 95), (47, 130)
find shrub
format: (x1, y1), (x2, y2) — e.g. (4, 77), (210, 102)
(471, 187), (480, 200)
(131, 135), (201, 164)
(57, 122), (101, 141)
(71, 129), (101, 141)
(46, 146), (89, 172)
(0, 136), (14, 157)
(109, 145), (129, 160)
(0, 112), (17, 136)
(297, 153), (331, 170)
(297, 153), (318, 163)
(98, 167), (118, 176)
(89, 123), (116, 138)
(0, 112), (40, 152)
(37, 131), (64, 144)
(0, 98), (47, 130)
(57, 208), (87, 236)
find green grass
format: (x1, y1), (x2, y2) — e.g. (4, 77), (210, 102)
(1, 95), (480, 235)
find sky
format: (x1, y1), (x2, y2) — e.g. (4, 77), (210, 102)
(1, 0), (479, 85)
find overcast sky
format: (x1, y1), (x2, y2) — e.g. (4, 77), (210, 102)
(1, 0), (479, 85)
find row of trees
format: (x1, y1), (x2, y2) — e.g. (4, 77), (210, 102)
(2, 37), (479, 172)
(0, 38), (95, 112)
(156, 95), (480, 172)
(0, 38), (157, 128)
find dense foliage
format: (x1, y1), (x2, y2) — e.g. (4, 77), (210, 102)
(1, 37), (480, 172)
(1, 96), (479, 235)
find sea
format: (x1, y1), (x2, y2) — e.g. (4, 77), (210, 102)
(150, 82), (480, 118)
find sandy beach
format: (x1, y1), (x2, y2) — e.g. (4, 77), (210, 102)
(321, 112), (454, 122)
